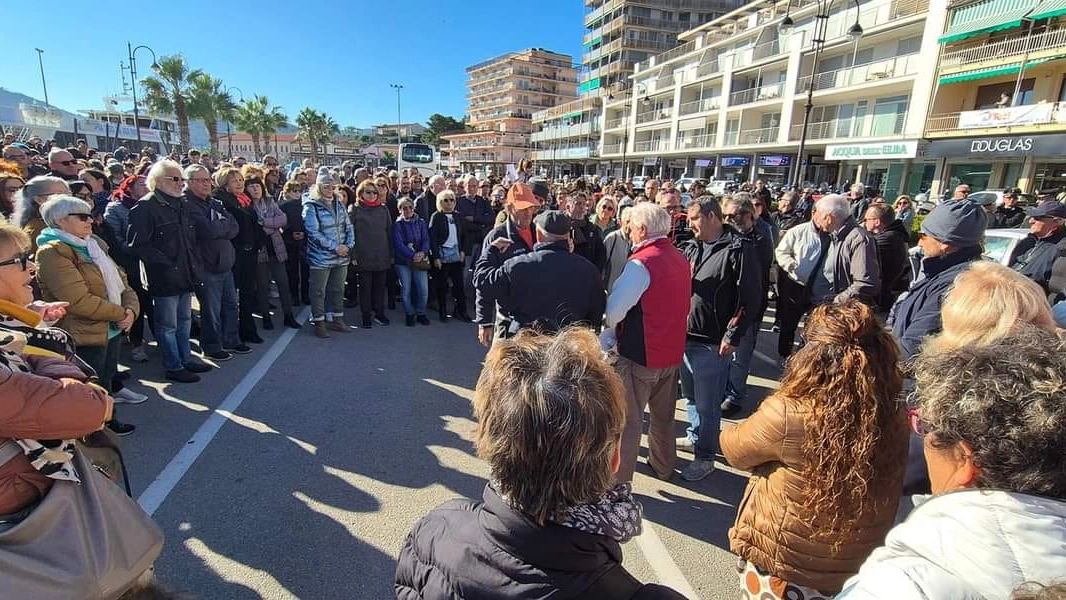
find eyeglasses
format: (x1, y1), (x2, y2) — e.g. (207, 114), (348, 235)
(67, 213), (93, 222)
(58, 160), (77, 167)
(722, 211), (750, 221)
(0, 252), (33, 271)
(5, 153), (26, 160)
(442, 198), (455, 203)
(602, 206), (616, 213)
(363, 190), (379, 195)
(163, 176), (182, 183)
(265, 161), (278, 167)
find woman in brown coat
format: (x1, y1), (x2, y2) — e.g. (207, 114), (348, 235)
(720, 300), (907, 599)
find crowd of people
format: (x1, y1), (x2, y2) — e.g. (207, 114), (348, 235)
(1, 132), (1064, 599)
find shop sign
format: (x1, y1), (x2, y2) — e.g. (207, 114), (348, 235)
(642, 157), (660, 166)
(720, 156), (750, 167)
(958, 104), (1055, 129)
(758, 154), (792, 167)
(695, 158), (715, 167)
(925, 133), (1066, 158)
(824, 140), (919, 160)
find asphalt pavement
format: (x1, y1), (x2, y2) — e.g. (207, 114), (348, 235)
(114, 306), (784, 599)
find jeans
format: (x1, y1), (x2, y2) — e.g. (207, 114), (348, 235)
(154, 293), (193, 372)
(198, 271), (240, 353)
(726, 324), (759, 408)
(77, 335), (122, 393)
(681, 341), (731, 461)
(395, 264), (428, 316)
(309, 266), (347, 321)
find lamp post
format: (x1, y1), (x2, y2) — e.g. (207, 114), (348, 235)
(34, 49), (49, 106)
(390, 84), (404, 150)
(126, 43), (159, 150)
(781, 0), (863, 187)
(224, 86), (244, 159)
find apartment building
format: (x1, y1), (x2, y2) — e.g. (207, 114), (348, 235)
(444, 48), (577, 175)
(530, 97), (603, 177)
(581, 0), (745, 96)
(599, 0), (946, 200)
(924, 0), (1066, 196)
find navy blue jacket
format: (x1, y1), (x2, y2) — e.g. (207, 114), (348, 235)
(472, 220), (534, 326)
(1012, 228), (1066, 292)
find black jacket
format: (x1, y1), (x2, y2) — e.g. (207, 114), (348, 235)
(428, 211), (467, 262)
(850, 195), (871, 221)
(473, 220), (535, 326)
(474, 239), (605, 335)
(215, 189), (264, 254)
(455, 194), (493, 250)
(415, 190), (437, 222)
(773, 209), (805, 233)
(278, 198), (305, 245)
(873, 219), (912, 312)
(681, 227), (763, 346)
(572, 219), (607, 272)
(990, 205), (1026, 229)
(1011, 228), (1066, 291)
(395, 485), (685, 600)
(126, 190), (201, 296)
(185, 191), (239, 274)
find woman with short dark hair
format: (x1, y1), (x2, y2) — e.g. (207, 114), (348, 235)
(396, 328), (685, 600)
(838, 327), (1066, 599)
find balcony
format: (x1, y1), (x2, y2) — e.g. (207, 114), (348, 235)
(738, 127), (780, 145)
(635, 106), (674, 124)
(601, 142), (624, 155)
(940, 27), (1066, 70)
(583, 38), (624, 65)
(729, 83), (785, 106)
(679, 96), (722, 116)
(796, 54), (920, 94)
(790, 111), (908, 140)
(788, 119), (854, 141)
(676, 133), (717, 149)
(634, 140), (671, 152)
(604, 117), (629, 129)
(640, 39), (697, 70)
(926, 102), (1066, 135)
(733, 38), (786, 70)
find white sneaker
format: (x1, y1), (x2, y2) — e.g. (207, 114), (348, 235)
(681, 459), (716, 482)
(676, 436), (695, 453)
(131, 344), (148, 362)
(113, 388), (148, 405)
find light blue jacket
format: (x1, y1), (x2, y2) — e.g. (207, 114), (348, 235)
(302, 194), (353, 269)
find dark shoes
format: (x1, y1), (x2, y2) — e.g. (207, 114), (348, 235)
(329, 318), (352, 333)
(439, 310), (450, 323)
(405, 314), (416, 327)
(224, 344), (253, 354)
(416, 315), (431, 326)
(107, 420), (136, 437)
(374, 316), (390, 326)
(206, 350), (233, 362)
(455, 311), (473, 323)
(314, 321), (330, 338)
(284, 314), (302, 329)
(184, 360), (213, 373)
(345, 298), (359, 308)
(362, 316), (373, 329)
(720, 399), (742, 418)
(262, 316), (275, 330)
(244, 333), (264, 344)
(165, 369), (201, 383)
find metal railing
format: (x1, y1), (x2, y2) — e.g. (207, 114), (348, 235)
(739, 127), (780, 145)
(788, 119), (852, 141)
(729, 82), (785, 106)
(635, 106), (674, 124)
(634, 139), (671, 152)
(733, 38), (785, 70)
(676, 133), (717, 149)
(679, 96), (722, 115)
(941, 28), (1066, 68)
(796, 54), (920, 93)
(604, 117), (629, 129)
(601, 143), (624, 155)
(926, 102), (1066, 133)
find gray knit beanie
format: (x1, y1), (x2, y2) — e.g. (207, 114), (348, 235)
(920, 201), (988, 247)
(315, 166), (337, 186)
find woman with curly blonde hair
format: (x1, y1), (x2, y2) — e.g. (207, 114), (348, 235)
(721, 300), (908, 599)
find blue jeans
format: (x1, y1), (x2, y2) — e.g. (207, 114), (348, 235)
(154, 293), (193, 372)
(395, 264), (428, 316)
(199, 271), (240, 353)
(681, 341), (732, 460)
(725, 325), (759, 408)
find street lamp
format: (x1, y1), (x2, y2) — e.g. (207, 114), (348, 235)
(224, 86), (244, 159)
(126, 42), (159, 149)
(390, 84), (404, 150)
(785, 0), (863, 187)
(34, 49), (49, 106)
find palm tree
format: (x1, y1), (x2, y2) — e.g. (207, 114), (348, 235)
(295, 108), (339, 165)
(141, 55), (202, 151)
(233, 95), (288, 159)
(186, 74), (235, 158)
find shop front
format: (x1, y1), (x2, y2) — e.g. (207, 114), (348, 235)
(926, 133), (1066, 196)
(718, 156), (751, 182)
(754, 154), (792, 186)
(693, 158), (716, 179)
(824, 140), (922, 199)
(640, 157), (660, 178)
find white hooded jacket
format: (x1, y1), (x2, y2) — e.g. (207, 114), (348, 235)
(837, 489), (1066, 599)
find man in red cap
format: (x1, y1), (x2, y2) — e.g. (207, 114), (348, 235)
(473, 183), (539, 346)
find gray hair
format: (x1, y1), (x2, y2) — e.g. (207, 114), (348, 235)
(913, 326), (1066, 498)
(308, 182), (334, 201)
(815, 194), (851, 221)
(428, 175), (445, 188)
(626, 202), (671, 238)
(397, 197), (414, 210)
(40, 195), (93, 228)
(13, 175), (69, 228)
(47, 148), (71, 163)
(145, 159), (183, 192)
(689, 195), (723, 220)
(850, 183), (865, 195)
(183, 164), (209, 179)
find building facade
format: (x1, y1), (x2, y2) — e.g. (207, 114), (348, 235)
(444, 48), (578, 175)
(599, 0), (945, 200)
(924, 0), (1066, 196)
(530, 97), (603, 178)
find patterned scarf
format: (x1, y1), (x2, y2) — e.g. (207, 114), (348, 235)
(554, 482), (643, 543)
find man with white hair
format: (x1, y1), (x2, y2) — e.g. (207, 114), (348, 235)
(417, 175), (445, 221)
(811, 193), (881, 305)
(47, 148), (80, 181)
(848, 182), (869, 221)
(603, 202), (692, 482)
(127, 159), (210, 383)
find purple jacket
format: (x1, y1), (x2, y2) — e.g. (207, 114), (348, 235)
(393, 216), (429, 261)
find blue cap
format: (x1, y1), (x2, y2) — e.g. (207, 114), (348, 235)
(920, 201), (988, 247)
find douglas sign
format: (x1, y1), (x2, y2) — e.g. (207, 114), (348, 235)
(969, 137), (1033, 153)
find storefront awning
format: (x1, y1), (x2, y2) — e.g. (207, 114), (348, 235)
(939, 0), (1038, 44)
(1031, 0), (1066, 20)
(939, 57), (1051, 84)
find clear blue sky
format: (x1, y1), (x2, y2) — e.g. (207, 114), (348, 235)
(1, 0), (586, 128)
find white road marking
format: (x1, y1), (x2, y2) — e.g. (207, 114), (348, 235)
(636, 521), (702, 599)
(137, 308), (309, 516)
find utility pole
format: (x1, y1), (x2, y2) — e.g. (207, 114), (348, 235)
(34, 49), (49, 105)
(390, 84), (404, 153)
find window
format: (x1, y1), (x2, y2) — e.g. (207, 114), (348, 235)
(871, 95), (908, 136)
(897, 36), (922, 55)
(975, 79), (1034, 108)
(1059, 76), (1066, 102)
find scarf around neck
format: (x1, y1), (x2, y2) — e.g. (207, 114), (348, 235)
(43, 228), (125, 306)
(495, 481), (644, 543)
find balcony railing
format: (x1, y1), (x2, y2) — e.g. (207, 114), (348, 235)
(601, 142), (624, 154)
(941, 27), (1066, 69)
(796, 54), (920, 93)
(790, 111), (908, 140)
(634, 140), (671, 152)
(926, 102), (1066, 133)
(789, 119), (853, 141)
(739, 127), (780, 145)
(733, 38), (786, 70)
(679, 96), (722, 115)
(676, 133), (717, 149)
(604, 117), (629, 129)
(729, 82), (785, 106)
(635, 106), (674, 124)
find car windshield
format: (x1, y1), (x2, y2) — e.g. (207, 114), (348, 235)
(983, 235), (1016, 264)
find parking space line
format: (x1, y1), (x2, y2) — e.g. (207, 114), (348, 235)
(137, 308), (309, 516)
(636, 521), (701, 600)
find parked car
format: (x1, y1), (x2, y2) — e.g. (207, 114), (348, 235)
(967, 189), (1036, 208)
(908, 227), (1029, 277)
(631, 175), (648, 190)
(705, 179), (735, 195)
(676, 177), (699, 192)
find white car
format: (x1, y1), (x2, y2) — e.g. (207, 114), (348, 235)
(705, 179), (734, 195)
(908, 227), (1029, 276)
(630, 176), (647, 190)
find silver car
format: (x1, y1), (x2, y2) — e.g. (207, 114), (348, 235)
(908, 227), (1030, 277)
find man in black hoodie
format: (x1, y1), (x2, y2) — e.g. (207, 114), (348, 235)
(863, 203), (911, 313)
(677, 195), (762, 482)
